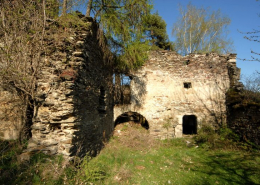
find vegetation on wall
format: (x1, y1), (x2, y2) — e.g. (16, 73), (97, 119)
(226, 86), (260, 148)
(242, 72), (260, 103)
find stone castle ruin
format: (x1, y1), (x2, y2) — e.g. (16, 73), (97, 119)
(114, 51), (240, 139)
(0, 15), (241, 157)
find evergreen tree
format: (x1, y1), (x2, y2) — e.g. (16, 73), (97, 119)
(51, 0), (157, 70)
(83, 0), (153, 71)
(143, 12), (173, 50)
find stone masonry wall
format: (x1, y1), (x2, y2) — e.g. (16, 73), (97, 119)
(226, 89), (260, 146)
(227, 103), (260, 146)
(115, 51), (239, 139)
(26, 16), (114, 157)
(0, 87), (23, 140)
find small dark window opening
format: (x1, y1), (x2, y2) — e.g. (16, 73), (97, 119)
(98, 86), (106, 113)
(182, 115), (197, 135)
(183, 60), (190, 65)
(184, 82), (192, 89)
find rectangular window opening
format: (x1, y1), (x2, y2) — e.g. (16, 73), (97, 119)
(114, 73), (132, 105)
(184, 82), (192, 89)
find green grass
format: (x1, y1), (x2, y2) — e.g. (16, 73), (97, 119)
(81, 138), (260, 185)
(1, 125), (260, 184)
(0, 140), (77, 185)
(77, 126), (260, 184)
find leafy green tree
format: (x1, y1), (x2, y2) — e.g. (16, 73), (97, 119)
(53, 0), (155, 70)
(172, 3), (233, 55)
(82, 0), (153, 71)
(143, 12), (173, 50)
(44, 0), (59, 18)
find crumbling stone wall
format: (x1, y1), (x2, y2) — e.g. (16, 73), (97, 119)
(226, 89), (260, 146)
(114, 51), (240, 139)
(26, 16), (114, 157)
(227, 103), (260, 146)
(0, 13), (243, 155)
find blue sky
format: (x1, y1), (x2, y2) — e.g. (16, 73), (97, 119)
(152, 0), (260, 78)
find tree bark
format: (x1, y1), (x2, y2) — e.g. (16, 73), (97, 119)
(86, 0), (93, 16)
(62, 0), (67, 15)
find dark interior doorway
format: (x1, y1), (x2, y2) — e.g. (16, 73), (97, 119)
(182, 115), (197, 135)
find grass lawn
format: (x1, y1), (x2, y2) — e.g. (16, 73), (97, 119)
(1, 125), (260, 184)
(80, 126), (260, 185)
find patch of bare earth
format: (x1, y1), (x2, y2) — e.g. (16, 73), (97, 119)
(111, 121), (159, 151)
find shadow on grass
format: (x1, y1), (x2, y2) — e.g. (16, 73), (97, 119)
(0, 140), (73, 185)
(186, 151), (260, 184)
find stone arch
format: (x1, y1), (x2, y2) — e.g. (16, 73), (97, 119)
(114, 111), (149, 129)
(182, 115), (197, 135)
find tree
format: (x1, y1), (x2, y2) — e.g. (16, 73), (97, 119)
(243, 73), (260, 92)
(86, 0), (93, 16)
(0, 0), (154, 140)
(243, 30), (260, 62)
(47, 0), (154, 70)
(143, 12), (173, 50)
(82, 0), (153, 71)
(172, 3), (233, 55)
(242, 73), (260, 103)
(0, 0), (48, 140)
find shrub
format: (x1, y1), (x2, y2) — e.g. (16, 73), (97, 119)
(194, 125), (240, 150)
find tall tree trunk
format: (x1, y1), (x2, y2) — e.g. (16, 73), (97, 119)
(19, 95), (33, 143)
(86, 0), (93, 16)
(62, 0), (67, 15)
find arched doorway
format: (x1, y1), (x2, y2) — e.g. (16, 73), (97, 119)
(182, 115), (197, 135)
(114, 111), (149, 129)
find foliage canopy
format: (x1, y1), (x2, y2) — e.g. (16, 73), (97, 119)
(143, 12), (173, 50)
(61, 0), (154, 71)
(87, 0), (153, 71)
(172, 3), (233, 55)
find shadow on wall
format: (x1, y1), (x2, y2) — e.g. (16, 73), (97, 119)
(68, 23), (114, 158)
(114, 111), (149, 130)
(131, 75), (147, 108)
